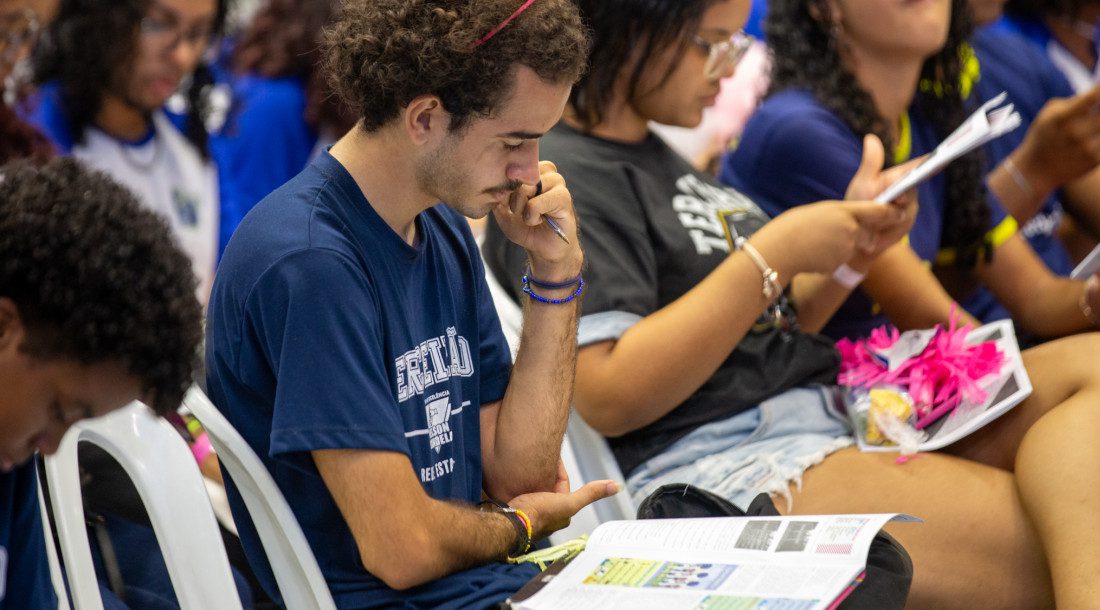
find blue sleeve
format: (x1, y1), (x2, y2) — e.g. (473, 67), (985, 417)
(720, 96), (862, 216)
(245, 248), (408, 460)
(214, 77), (317, 255)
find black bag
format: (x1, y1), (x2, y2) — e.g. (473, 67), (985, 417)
(636, 483), (913, 610)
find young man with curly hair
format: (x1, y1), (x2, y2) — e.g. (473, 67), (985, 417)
(0, 157), (203, 608)
(205, 0), (620, 607)
(26, 0), (227, 304)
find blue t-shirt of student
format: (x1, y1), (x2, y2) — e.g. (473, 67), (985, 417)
(723, 90), (1016, 339)
(205, 151), (536, 609)
(0, 462), (56, 610)
(719, 89), (953, 339)
(965, 26), (1077, 323)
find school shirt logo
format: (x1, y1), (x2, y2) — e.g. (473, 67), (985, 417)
(394, 326), (474, 403)
(671, 173), (762, 256)
(397, 327), (475, 483)
(172, 188), (201, 227)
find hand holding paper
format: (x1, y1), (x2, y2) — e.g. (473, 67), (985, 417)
(875, 92), (1022, 204)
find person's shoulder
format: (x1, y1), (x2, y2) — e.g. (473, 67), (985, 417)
(750, 89), (851, 137)
(734, 89), (858, 168)
(971, 26), (1074, 101)
(233, 74), (309, 119)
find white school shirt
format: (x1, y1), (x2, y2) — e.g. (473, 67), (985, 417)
(72, 111), (219, 304)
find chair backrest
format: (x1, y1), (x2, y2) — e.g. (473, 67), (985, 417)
(43, 402), (243, 610)
(182, 386), (337, 610)
(480, 256), (636, 540)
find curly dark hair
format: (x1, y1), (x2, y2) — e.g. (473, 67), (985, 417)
(322, 0), (588, 133)
(0, 157), (203, 415)
(0, 104), (53, 166)
(33, 0), (229, 158)
(768, 0), (991, 268)
(232, 0), (355, 135)
(1006, 0), (1100, 18)
(570, 0), (720, 129)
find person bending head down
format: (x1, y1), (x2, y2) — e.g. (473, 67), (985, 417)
(0, 157), (203, 466)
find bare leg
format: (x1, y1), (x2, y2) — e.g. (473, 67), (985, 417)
(784, 448), (1052, 609)
(944, 332), (1100, 471)
(1012, 337), (1100, 609)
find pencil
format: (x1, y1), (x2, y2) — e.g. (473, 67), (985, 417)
(532, 180), (571, 244)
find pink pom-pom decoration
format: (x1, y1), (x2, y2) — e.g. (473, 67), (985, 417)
(837, 312), (1005, 430)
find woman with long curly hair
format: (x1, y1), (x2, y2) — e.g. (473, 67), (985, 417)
(723, 0), (1100, 345)
(485, 0), (1100, 606)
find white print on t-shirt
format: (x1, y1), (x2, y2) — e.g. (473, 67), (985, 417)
(425, 391), (455, 453)
(420, 458), (456, 483)
(671, 173), (761, 256)
(1021, 206), (1062, 241)
(395, 327), (473, 402)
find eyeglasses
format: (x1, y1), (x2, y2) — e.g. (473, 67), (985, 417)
(140, 7), (214, 52)
(692, 30), (754, 80)
(0, 8), (40, 70)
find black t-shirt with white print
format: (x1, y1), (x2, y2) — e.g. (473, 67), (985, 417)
(483, 121), (839, 476)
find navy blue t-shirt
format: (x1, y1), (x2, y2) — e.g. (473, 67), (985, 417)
(720, 90), (947, 339)
(965, 26), (1077, 323)
(205, 151), (536, 609)
(720, 89), (1010, 339)
(0, 462), (56, 609)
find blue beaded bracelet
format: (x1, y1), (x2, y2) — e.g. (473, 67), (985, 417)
(522, 276), (584, 304)
(524, 266), (583, 290)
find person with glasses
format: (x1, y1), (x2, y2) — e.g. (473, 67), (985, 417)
(26, 0), (228, 306)
(485, 0), (1100, 606)
(483, 0), (924, 602)
(718, 0), (1100, 605)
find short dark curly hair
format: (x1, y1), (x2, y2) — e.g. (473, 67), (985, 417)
(322, 0), (588, 133)
(0, 158), (203, 415)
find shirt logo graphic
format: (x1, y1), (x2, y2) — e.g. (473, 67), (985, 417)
(172, 188), (200, 227)
(671, 173), (761, 256)
(425, 391), (455, 453)
(395, 327), (473, 402)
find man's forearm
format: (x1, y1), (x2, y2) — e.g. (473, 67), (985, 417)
(488, 276), (581, 496)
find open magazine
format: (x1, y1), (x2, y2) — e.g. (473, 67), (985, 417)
(507, 513), (919, 610)
(875, 92), (1021, 204)
(849, 319), (1032, 452)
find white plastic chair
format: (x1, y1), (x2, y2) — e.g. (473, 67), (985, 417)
(182, 386), (337, 610)
(481, 257), (636, 542)
(43, 401), (244, 610)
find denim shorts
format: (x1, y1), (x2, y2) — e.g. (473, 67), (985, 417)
(626, 385), (854, 512)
